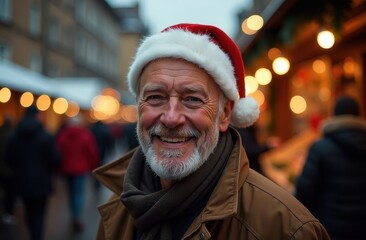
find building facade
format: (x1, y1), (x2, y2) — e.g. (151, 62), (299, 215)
(0, 0), (147, 131)
(0, 0), (121, 87)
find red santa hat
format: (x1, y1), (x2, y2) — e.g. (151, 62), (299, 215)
(127, 23), (259, 128)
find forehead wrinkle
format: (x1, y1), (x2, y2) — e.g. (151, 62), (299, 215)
(142, 82), (166, 93)
(177, 83), (208, 96)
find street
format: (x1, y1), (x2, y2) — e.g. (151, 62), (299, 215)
(0, 142), (127, 240)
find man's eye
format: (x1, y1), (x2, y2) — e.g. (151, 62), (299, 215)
(185, 96), (202, 102)
(182, 96), (204, 107)
(145, 95), (167, 104)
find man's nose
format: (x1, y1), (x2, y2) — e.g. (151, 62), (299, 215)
(160, 97), (185, 128)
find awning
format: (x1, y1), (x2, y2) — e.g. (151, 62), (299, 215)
(0, 60), (58, 97)
(50, 77), (107, 109)
(0, 61), (107, 109)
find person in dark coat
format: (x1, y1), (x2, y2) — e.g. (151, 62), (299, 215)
(122, 122), (139, 151)
(235, 124), (280, 175)
(89, 121), (113, 165)
(89, 121), (113, 189)
(295, 96), (366, 240)
(0, 116), (16, 225)
(4, 105), (60, 240)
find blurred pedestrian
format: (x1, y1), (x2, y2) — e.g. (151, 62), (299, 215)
(56, 114), (99, 232)
(122, 122), (139, 151)
(89, 120), (113, 189)
(0, 115), (15, 226)
(3, 105), (60, 240)
(235, 124), (280, 175)
(295, 96), (366, 240)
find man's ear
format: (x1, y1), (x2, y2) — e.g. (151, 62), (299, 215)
(219, 100), (233, 132)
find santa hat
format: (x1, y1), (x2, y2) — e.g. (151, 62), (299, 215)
(127, 23), (259, 128)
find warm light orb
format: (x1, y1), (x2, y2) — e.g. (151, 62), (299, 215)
(20, 92), (34, 107)
(65, 101), (80, 117)
(312, 59), (326, 74)
(53, 98), (69, 114)
(241, 20), (257, 35)
(255, 68), (272, 85)
(0, 87), (11, 103)
(92, 95), (120, 120)
(272, 57), (290, 75)
(121, 105), (138, 123)
(317, 30), (335, 49)
(318, 88), (331, 102)
(290, 95), (307, 114)
(343, 57), (355, 76)
(241, 19), (257, 35)
(244, 76), (258, 95)
(246, 15), (264, 31)
(250, 90), (265, 107)
(36, 94), (51, 111)
(268, 48), (282, 60)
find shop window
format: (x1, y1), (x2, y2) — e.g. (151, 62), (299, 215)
(0, 41), (11, 61)
(48, 18), (60, 46)
(29, 2), (41, 36)
(0, 0), (12, 22)
(64, 27), (74, 50)
(48, 62), (59, 77)
(29, 53), (42, 73)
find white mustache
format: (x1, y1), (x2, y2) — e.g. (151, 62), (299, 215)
(148, 124), (201, 139)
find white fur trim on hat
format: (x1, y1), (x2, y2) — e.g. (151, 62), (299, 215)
(128, 29), (239, 101)
(127, 27), (259, 128)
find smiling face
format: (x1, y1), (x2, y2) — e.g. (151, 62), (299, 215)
(136, 58), (232, 180)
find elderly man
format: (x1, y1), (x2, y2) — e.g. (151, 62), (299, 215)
(94, 23), (329, 240)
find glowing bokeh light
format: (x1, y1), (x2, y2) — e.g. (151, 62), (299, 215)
(244, 76), (258, 95)
(318, 88), (331, 102)
(92, 95), (120, 117)
(255, 68), (272, 85)
(246, 15), (264, 31)
(267, 48), (282, 61)
(241, 19), (257, 35)
(312, 59), (326, 74)
(65, 101), (80, 117)
(53, 98), (68, 114)
(36, 94), (51, 111)
(272, 57), (290, 75)
(317, 30), (335, 49)
(20, 92), (34, 107)
(290, 95), (307, 114)
(250, 90), (265, 107)
(0, 87), (11, 103)
(121, 105), (138, 123)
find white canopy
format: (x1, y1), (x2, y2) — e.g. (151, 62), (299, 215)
(0, 60), (58, 96)
(50, 77), (107, 109)
(0, 61), (107, 109)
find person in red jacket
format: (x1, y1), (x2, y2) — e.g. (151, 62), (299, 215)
(56, 114), (99, 232)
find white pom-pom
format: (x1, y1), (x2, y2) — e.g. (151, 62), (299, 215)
(231, 97), (260, 128)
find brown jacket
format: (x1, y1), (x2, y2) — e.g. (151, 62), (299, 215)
(93, 130), (330, 240)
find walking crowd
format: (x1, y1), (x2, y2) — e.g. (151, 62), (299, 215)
(0, 106), (131, 240)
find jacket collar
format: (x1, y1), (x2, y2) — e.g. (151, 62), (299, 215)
(93, 148), (136, 195)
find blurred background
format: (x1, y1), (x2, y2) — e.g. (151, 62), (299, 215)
(0, 0), (365, 239)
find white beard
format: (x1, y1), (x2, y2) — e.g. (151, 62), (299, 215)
(137, 120), (221, 180)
